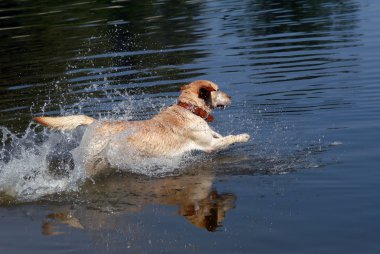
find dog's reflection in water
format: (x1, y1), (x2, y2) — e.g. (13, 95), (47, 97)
(42, 167), (236, 235)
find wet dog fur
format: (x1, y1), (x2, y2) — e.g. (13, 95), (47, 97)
(34, 80), (250, 176)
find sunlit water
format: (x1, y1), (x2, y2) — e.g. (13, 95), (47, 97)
(0, 0), (379, 253)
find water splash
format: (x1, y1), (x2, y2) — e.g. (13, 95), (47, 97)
(0, 124), (84, 201)
(0, 123), (194, 202)
(0, 81), (178, 202)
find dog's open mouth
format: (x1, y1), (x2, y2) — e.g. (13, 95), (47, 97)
(216, 105), (228, 109)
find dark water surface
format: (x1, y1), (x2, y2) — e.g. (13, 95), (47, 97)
(1, 0), (380, 253)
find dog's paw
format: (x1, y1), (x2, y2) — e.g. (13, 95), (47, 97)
(237, 133), (250, 142)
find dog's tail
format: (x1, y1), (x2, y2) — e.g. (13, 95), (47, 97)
(33, 115), (95, 131)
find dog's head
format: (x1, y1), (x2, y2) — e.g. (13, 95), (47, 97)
(179, 191), (237, 232)
(179, 80), (231, 112)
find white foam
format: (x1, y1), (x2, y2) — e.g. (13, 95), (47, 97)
(331, 141), (343, 146)
(0, 80), (182, 202)
(0, 115), (193, 201)
(0, 125), (86, 201)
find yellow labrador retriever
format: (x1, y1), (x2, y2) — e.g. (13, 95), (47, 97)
(34, 80), (250, 175)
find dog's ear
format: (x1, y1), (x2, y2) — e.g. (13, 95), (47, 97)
(198, 87), (215, 106)
(198, 87), (210, 99)
(203, 206), (218, 232)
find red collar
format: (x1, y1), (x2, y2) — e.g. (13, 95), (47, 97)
(177, 101), (214, 122)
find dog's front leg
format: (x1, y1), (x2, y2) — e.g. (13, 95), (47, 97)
(211, 130), (223, 138)
(204, 133), (250, 152)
